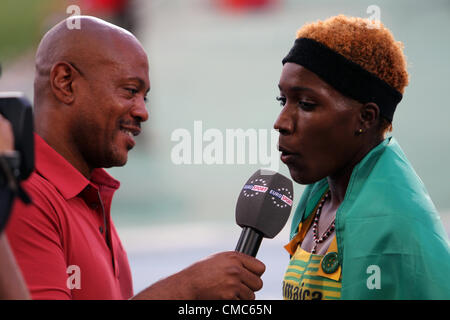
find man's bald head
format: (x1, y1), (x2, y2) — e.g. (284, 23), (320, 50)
(34, 16), (147, 108)
(33, 16), (150, 177)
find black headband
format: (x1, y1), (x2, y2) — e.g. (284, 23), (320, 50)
(282, 37), (402, 122)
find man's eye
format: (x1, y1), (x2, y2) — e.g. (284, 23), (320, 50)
(276, 96), (286, 107)
(125, 88), (138, 95)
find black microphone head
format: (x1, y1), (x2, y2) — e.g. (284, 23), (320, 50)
(235, 169), (293, 239)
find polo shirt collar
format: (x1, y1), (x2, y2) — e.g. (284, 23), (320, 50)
(34, 134), (120, 199)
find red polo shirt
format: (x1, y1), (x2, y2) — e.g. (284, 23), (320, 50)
(6, 134), (133, 300)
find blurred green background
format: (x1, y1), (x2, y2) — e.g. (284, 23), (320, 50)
(1, 0), (449, 299)
(0, 0), (57, 63)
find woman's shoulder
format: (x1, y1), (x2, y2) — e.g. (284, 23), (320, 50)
(347, 137), (437, 218)
(342, 137), (448, 245)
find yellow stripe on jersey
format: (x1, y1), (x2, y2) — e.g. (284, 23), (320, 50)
(283, 220), (342, 300)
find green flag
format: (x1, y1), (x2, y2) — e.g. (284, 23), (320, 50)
(289, 137), (450, 299)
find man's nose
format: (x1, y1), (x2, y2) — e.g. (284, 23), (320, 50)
(130, 98), (149, 123)
(273, 105), (295, 135)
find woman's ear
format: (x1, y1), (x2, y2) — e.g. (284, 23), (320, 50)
(49, 62), (78, 105)
(358, 102), (380, 133)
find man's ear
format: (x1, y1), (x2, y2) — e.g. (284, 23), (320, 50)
(49, 62), (78, 105)
(358, 102), (380, 132)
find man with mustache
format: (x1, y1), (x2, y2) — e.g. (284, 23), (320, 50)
(6, 16), (265, 300)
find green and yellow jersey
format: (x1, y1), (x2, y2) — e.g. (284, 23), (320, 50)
(283, 210), (341, 300)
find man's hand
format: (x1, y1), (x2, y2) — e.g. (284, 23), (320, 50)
(132, 251), (266, 300)
(0, 114), (14, 153)
(0, 234), (30, 299)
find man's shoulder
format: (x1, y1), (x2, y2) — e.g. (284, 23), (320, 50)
(20, 170), (66, 214)
(7, 171), (66, 242)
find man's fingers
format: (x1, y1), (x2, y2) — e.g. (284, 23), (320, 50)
(191, 252), (265, 300)
(235, 252), (266, 276)
(228, 252), (265, 299)
(239, 266), (264, 292)
(237, 284), (256, 300)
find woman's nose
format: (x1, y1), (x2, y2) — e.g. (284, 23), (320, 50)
(274, 105), (295, 135)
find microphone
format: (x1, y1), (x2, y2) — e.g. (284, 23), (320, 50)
(235, 169), (294, 257)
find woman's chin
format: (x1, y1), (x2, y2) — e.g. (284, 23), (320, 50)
(288, 166), (320, 185)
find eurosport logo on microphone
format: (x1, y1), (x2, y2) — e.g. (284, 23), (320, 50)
(247, 185), (269, 193)
(269, 188), (293, 208)
(170, 120), (280, 173)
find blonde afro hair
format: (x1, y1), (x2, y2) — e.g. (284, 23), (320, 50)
(296, 15), (409, 94)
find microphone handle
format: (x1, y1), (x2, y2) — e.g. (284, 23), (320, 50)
(235, 227), (264, 257)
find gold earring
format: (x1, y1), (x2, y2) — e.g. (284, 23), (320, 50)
(358, 129), (363, 134)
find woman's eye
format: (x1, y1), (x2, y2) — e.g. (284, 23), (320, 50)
(276, 96), (286, 107)
(276, 96), (316, 110)
(298, 101), (317, 110)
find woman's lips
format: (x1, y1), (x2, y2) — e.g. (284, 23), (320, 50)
(278, 145), (299, 164)
(280, 152), (297, 163)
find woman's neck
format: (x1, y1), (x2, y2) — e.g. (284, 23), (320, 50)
(327, 136), (384, 209)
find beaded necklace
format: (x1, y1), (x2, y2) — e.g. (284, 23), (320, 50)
(311, 190), (335, 254)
